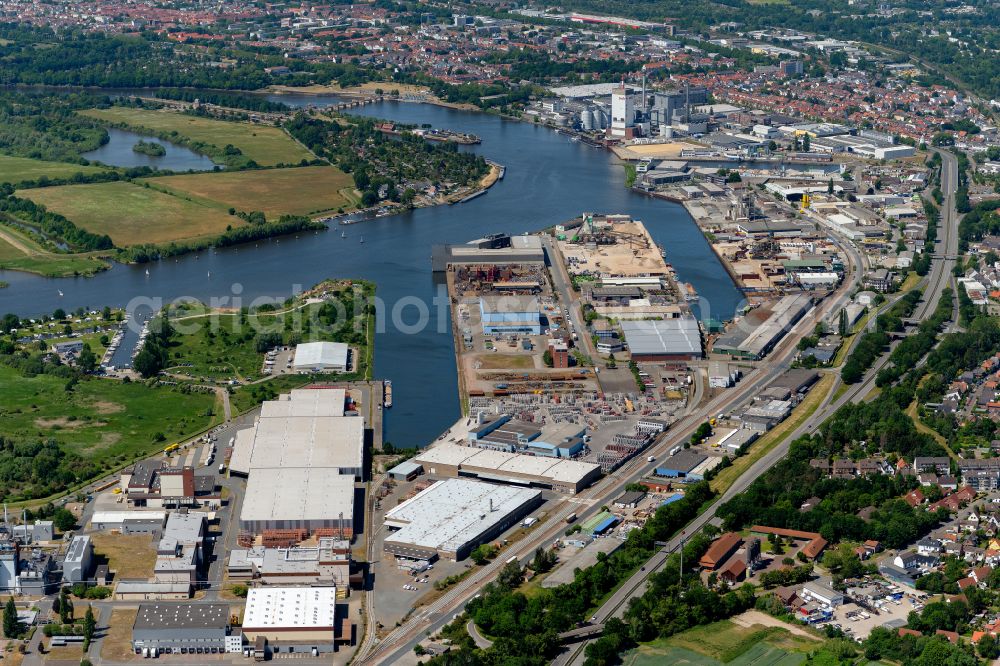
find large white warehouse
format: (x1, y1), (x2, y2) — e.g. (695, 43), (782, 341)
(383, 479), (542, 561)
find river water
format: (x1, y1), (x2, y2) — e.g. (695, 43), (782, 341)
(0, 97), (743, 447)
(83, 127), (219, 171)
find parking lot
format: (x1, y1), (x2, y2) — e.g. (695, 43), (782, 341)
(817, 588), (926, 640)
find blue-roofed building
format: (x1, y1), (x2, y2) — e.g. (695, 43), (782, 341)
(479, 295), (542, 335)
(591, 515), (619, 536)
(660, 493), (684, 507)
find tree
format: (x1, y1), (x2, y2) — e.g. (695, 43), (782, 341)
(83, 605), (96, 645)
(77, 344), (97, 373)
(3, 597), (18, 638)
(52, 508), (76, 532)
(58, 587), (74, 624)
(979, 633), (1000, 659)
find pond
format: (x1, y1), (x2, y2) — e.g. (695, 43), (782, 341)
(83, 127), (219, 171)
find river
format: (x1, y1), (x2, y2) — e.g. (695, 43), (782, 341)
(0, 97), (744, 447)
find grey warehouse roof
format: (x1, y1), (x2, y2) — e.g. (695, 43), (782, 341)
(134, 603), (229, 630)
(620, 317), (702, 356)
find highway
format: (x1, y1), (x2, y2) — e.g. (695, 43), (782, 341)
(556, 149), (962, 665)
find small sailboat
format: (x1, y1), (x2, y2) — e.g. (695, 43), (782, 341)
(145, 268), (150, 276)
(342, 230), (347, 238)
(360, 235), (364, 244)
(207, 271), (211, 279)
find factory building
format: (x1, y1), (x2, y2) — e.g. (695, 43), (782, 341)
(621, 317), (703, 361)
(234, 389), (361, 537)
(655, 450), (708, 480)
(62, 535), (93, 584)
(89, 511), (167, 534)
(242, 587), (350, 653)
(432, 235), (545, 272)
(153, 513), (206, 589)
(383, 479), (542, 561)
(479, 295), (542, 335)
(131, 603), (241, 655)
(120, 461), (219, 509)
(713, 294), (813, 360)
(292, 341), (349, 373)
(241, 469), (355, 535)
(414, 443), (601, 494)
(227, 538), (351, 586)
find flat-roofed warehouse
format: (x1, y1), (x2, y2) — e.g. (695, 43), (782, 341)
(242, 587), (347, 650)
(240, 468), (355, 535)
(131, 603), (238, 655)
(292, 341), (349, 373)
(229, 389), (363, 480)
(713, 294), (813, 360)
(413, 443), (601, 494)
(383, 479), (542, 561)
(621, 317), (702, 361)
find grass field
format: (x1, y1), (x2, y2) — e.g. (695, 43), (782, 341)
(89, 533), (157, 579)
(710, 373), (834, 493)
(475, 353), (536, 370)
(625, 620), (812, 666)
(101, 609), (139, 663)
(0, 365), (220, 494)
(21, 181), (237, 246)
(145, 166), (356, 217)
(81, 107), (313, 166)
(0, 223), (111, 277)
(165, 282), (374, 386)
(0, 154), (105, 185)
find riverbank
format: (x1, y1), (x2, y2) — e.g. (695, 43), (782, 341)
(1, 96), (744, 449)
(681, 198), (751, 293)
(266, 82), (482, 112)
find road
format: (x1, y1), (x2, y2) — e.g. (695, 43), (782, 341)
(556, 149), (962, 665)
(541, 235), (636, 394)
(357, 239), (862, 664)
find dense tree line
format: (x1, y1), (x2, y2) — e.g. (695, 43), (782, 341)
(718, 391), (947, 549)
(841, 290), (922, 384)
(0, 89), (110, 164)
(144, 89), (289, 113)
(958, 200), (1000, 251)
(133, 316), (174, 378)
(116, 215), (323, 264)
(285, 114), (488, 205)
(875, 288), (953, 387)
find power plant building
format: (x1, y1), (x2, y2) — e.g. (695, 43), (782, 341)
(413, 443), (600, 494)
(383, 479), (542, 561)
